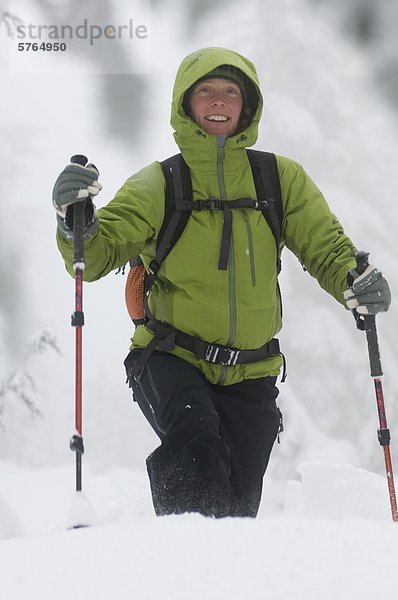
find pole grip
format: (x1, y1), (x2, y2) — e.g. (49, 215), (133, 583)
(355, 250), (370, 276)
(73, 203), (86, 266)
(353, 252), (383, 377)
(70, 154), (88, 268)
(351, 251), (369, 331)
(364, 314), (383, 377)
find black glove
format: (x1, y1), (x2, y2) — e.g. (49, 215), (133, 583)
(344, 265), (391, 315)
(52, 162), (102, 239)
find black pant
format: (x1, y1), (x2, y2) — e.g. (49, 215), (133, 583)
(125, 349), (281, 518)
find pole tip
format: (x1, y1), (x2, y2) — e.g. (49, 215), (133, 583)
(66, 491), (98, 530)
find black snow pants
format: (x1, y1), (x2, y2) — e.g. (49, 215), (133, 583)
(124, 349), (281, 518)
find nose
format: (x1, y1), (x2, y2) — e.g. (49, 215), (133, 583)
(210, 92), (226, 105)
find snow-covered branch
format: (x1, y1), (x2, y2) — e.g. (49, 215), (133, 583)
(0, 329), (61, 426)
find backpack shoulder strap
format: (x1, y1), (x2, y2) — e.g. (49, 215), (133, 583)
(153, 153), (192, 266)
(142, 154), (193, 322)
(246, 150), (283, 271)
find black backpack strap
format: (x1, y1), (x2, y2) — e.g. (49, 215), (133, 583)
(149, 153), (192, 273)
(144, 154), (193, 321)
(247, 150), (283, 273)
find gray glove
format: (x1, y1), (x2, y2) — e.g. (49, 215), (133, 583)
(52, 162), (102, 217)
(52, 162), (102, 239)
(344, 264), (391, 315)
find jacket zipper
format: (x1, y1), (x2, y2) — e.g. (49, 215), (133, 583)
(161, 283), (168, 322)
(153, 279), (168, 322)
(242, 209), (256, 286)
(216, 136), (235, 385)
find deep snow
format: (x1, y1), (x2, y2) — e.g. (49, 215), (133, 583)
(1, 460), (398, 600)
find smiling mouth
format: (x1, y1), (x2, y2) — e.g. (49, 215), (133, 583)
(205, 115), (229, 122)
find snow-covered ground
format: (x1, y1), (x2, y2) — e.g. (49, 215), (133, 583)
(1, 0), (398, 597)
(1, 460), (397, 600)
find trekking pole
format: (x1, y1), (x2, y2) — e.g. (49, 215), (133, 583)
(66, 154), (97, 529)
(353, 251), (398, 522)
(69, 153), (87, 494)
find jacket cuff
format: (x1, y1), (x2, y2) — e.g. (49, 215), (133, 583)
(56, 212), (99, 241)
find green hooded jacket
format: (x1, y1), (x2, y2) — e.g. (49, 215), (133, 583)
(57, 47), (357, 386)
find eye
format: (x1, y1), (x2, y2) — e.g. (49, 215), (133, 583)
(197, 85), (211, 94)
(225, 87), (241, 98)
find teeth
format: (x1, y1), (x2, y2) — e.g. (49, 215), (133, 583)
(206, 115), (228, 121)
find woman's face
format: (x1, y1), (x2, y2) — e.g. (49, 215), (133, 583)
(188, 77), (244, 137)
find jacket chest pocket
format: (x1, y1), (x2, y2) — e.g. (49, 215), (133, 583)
(241, 209), (256, 287)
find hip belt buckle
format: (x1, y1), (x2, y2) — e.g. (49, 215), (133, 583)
(204, 344), (240, 366)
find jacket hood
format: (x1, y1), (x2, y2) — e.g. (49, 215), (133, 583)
(171, 47), (263, 148)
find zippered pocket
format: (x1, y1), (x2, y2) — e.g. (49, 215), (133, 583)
(127, 359), (166, 437)
(242, 209), (256, 286)
(160, 282), (169, 322)
(152, 279), (169, 322)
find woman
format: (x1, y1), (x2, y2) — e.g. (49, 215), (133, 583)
(53, 47), (390, 518)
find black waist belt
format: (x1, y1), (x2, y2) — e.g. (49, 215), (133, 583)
(129, 319), (281, 379)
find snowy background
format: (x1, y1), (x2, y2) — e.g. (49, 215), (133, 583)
(1, 0), (398, 598)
